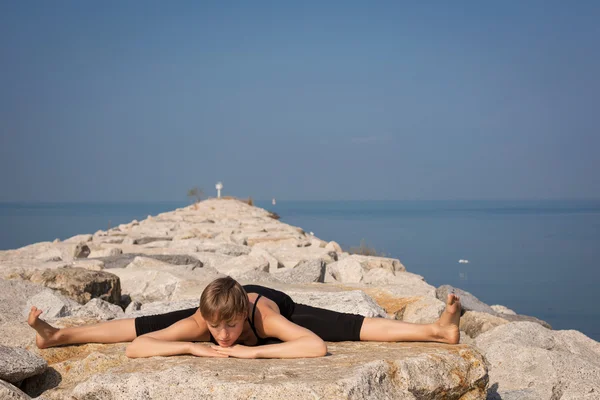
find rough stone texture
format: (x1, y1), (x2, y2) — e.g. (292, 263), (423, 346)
(436, 285), (551, 329)
(213, 255), (270, 277)
(94, 253), (203, 270)
(23, 290), (81, 319)
(491, 304), (516, 315)
(347, 254), (406, 272)
(287, 290), (387, 317)
(476, 322), (600, 400)
(325, 240), (342, 253)
(124, 299), (199, 318)
(28, 267), (121, 305)
(272, 259), (326, 284)
(248, 247), (285, 270)
(395, 296), (446, 324)
(23, 342), (487, 400)
(460, 311), (509, 338)
(63, 234), (93, 244)
(436, 285), (496, 315)
(0, 379), (32, 400)
(328, 258), (365, 283)
(73, 298), (124, 320)
(87, 248), (123, 258)
(0, 345), (47, 384)
(253, 242), (338, 268)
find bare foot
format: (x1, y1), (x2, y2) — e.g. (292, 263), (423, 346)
(27, 306), (61, 349)
(434, 294), (461, 344)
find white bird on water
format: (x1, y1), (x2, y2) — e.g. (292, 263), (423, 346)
(458, 259), (470, 264)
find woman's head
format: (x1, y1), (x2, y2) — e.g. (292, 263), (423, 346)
(200, 276), (248, 347)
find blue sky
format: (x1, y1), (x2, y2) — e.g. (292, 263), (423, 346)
(1, 1), (599, 202)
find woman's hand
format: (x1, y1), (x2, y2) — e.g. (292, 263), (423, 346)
(189, 343), (229, 358)
(211, 344), (258, 359)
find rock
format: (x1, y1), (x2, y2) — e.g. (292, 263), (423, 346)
(327, 258), (364, 283)
(249, 247), (285, 270)
(0, 379), (31, 400)
(93, 253), (202, 270)
(362, 267), (396, 284)
(196, 242), (251, 257)
(436, 285), (551, 329)
(124, 300), (142, 314)
(325, 241), (342, 253)
(34, 242), (90, 262)
(436, 285), (496, 315)
(498, 313), (552, 329)
(253, 243), (338, 268)
(347, 254), (406, 272)
(476, 322), (600, 399)
(287, 290), (386, 317)
(460, 311), (509, 338)
(88, 248), (123, 258)
(125, 299), (200, 318)
(395, 296), (446, 324)
(272, 259), (326, 284)
(28, 267), (121, 305)
(23, 289), (80, 319)
(0, 345), (47, 384)
(213, 255), (269, 276)
(63, 234), (93, 244)
(74, 298), (124, 320)
(25, 342), (487, 400)
(491, 304), (517, 315)
(72, 259), (105, 271)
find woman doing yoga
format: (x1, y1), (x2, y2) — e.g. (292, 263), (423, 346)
(28, 276), (461, 359)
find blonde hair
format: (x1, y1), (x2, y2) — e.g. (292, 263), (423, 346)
(200, 276), (248, 323)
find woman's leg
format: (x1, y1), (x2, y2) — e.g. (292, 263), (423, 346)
(27, 305), (200, 349)
(359, 294), (461, 344)
(28, 306), (136, 349)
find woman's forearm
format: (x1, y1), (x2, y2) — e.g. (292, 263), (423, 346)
(254, 336), (327, 359)
(125, 336), (191, 358)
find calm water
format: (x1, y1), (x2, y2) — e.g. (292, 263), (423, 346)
(1, 200), (599, 341)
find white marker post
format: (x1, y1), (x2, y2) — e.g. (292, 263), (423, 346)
(216, 182), (223, 199)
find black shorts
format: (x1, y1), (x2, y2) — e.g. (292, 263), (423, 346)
(134, 303), (365, 342)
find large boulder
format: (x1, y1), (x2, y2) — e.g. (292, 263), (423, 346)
(213, 255), (270, 277)
(460, 311), (509, 338)
(0, 345), (47, 384)
(436, 285), (551, 329)
(272, 259), (326, 284)
(23, 342), (487, 399)
(287, 290), (386, 318)
(28, 267), (121, 305)
(24, 290), (81, 319)
(476, 322), (600, 399)
(395, 296), (446, 324)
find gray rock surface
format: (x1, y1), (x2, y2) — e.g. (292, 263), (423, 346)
(272, 259), (326, 284)
(0, 345), (47, 384)
(73, 298), (124, 320)
(287, 290), (386, 317)
(436, 285), (496, 315)
(0, 379), (32, 400)
(23, 290), (80, 319)
(476, 322), (600, 399)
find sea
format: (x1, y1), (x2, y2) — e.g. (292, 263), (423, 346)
(1, 200), (599, 342)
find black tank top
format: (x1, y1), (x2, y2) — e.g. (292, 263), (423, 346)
(209, 285), (296, 345)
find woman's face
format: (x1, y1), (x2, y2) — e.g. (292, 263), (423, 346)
(207, 315), (245, 347)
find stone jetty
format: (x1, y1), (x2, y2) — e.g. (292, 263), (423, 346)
(1, 199), (599, 399)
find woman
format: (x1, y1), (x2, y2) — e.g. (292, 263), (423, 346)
(28, 276), (461, 359)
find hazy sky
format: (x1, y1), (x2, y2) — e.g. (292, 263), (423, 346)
(1, 1), (599, 202)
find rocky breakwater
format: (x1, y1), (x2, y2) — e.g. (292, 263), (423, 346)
(0, 198), (597, 399)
